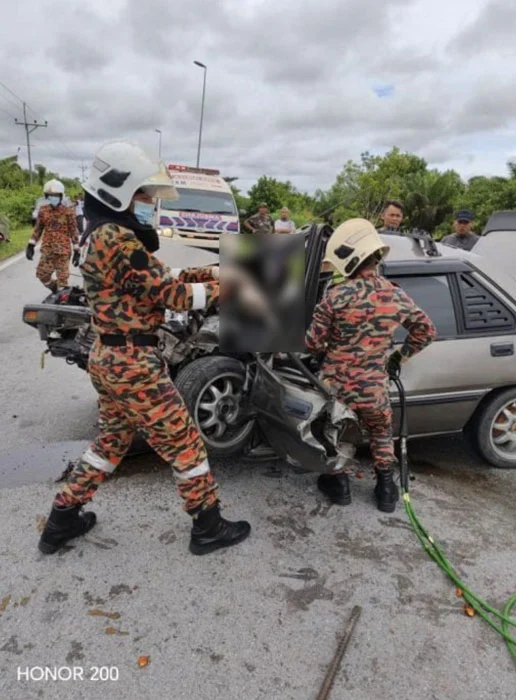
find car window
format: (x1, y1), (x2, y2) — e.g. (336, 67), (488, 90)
(459, 273), (516, 333)
(389, 274), (457, 340)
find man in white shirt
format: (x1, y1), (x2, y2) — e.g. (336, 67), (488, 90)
(274, 207), (296, 234)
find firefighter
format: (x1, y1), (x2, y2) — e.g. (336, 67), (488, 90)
(306, 218), (436, 513)
(38, 141), (251, 556)
(26, 180), (80, 292)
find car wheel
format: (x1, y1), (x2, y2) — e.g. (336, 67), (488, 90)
(174, 356), (254, 457)
(469, 388), (516, 468)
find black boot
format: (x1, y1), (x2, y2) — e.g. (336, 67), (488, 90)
(189, 504), (251, 556)
(47, 280), (58, 294)
(38, 504), (97, 555)
(317, 473), (351, 506)
(374, 469), (399, 513)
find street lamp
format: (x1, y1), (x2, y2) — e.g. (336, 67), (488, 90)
(193, 61), (207, 168)
(155, 129), (162, 159)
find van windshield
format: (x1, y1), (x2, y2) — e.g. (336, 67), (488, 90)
(161, 188), (236, 216)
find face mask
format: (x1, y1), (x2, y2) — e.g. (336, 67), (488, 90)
(48, 196), (61, 208)
(133, 201), (155, 226)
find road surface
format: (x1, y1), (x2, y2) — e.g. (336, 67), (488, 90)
(0, 252), (515, 700)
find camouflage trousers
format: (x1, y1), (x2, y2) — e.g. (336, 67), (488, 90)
(36, 253), (70, 289)
(54, 340), (219, 515)
(324, 371), (395, 471)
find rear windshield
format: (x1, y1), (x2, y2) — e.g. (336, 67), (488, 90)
(160, 188), (236, 216)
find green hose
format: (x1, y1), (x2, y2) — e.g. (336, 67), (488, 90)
(403, 490), (516, 664)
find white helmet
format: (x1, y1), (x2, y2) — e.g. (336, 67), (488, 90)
(84, 140), (177, 212)
(43, 179), (65, 196)
(324, 218), (390, 278)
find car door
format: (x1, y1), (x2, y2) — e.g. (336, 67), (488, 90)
(385, 262), (516, 437)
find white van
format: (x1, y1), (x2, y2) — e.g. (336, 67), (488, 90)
(156, 164), (239, 250)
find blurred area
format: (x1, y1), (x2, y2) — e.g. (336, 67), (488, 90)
(219, 233), (305, 353)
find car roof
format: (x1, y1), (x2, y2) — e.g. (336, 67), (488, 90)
(482, 210), (516, 234)
(380, 231), (516, 301)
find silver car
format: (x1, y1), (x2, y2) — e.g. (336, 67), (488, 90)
(382, 229), (516, 468)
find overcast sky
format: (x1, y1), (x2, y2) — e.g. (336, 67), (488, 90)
(1, 0), (515, 194)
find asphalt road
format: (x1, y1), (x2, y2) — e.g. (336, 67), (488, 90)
(1, 251), (515, 699)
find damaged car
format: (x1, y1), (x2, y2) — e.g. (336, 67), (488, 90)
(22, 223), (516, 469)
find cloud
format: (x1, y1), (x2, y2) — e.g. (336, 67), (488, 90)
(0, 0), (514, 194)
(450, 1), (516, 57)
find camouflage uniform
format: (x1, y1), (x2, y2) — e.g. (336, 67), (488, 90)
(306, 267), (436, 470)
(54, 223), (220, 515)
(32, 204), (78, 289)
(245, 213), (273, 235)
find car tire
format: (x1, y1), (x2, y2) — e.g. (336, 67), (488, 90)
(468, 388), (516, 468)
(174, 355), (255, 457)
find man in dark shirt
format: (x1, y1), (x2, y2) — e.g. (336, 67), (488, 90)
(377, 200), (404, 233)
(441, 210), (479, 252)
(244, 203), (273, 234)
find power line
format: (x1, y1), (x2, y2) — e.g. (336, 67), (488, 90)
(0, 91), (22, 115)
(0, 104), (17, 120)
(0, 79), (24, 105)
(0, 79), (42, 120)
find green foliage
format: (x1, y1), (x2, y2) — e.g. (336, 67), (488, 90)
(0, 225), (32, 262)
(0, 186), (41, 227)
(403, 169), (464, 232)
(0, 156), (83, 230)
(458, 173), (516, 231)
(314, 148), (428, 224)
(230, 185), (251, 215)
(248, 176), (315, 215)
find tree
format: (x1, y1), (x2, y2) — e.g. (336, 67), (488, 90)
(35, 164), (47, 187)
(248, 175), (315, 214)
(459, 175), (516, 232)
(403, 169), (464, 232)
(315, 148), (429, 226)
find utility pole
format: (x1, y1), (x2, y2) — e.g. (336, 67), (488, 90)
(15, 102), (48, 184)
(79, 164), (88, 182)
(155, 129), (162, 160)
(194, 61), (207, 168)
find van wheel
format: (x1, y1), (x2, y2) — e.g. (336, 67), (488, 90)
(469, 388), (516, 468)
(174, 356), (254, 457)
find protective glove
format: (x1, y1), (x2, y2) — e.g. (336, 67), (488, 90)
(26, 242), (35, 261)
(386, 350), (402, 379)
(72, 247), (81, 267)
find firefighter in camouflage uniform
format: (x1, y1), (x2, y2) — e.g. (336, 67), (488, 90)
(39, 141), (250, 556)
(306, 218), (436, 513)
(26, 179), (80, 292)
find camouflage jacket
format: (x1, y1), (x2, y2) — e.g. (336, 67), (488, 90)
(33, 204), (78, 256)
(245, 213), (273, 235)
(81, 223), (218, 335)
(306, 267), (436, 385)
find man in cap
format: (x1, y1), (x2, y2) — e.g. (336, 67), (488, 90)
(306, 219), (436, 513)
(244, 203), (274, 235)
(38, 140), (251, 556)
(441, 210), (479, 251)
(26, 179), (79, 292)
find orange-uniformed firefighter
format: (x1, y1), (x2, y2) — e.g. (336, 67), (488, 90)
(26, 179), (79, 292)
(38, 141), (251, 556)
(306, 219), (436, 513)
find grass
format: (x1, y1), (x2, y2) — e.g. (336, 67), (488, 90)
(0, 226), (32, 262)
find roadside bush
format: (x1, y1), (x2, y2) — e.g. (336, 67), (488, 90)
(0, 186), (41, 227)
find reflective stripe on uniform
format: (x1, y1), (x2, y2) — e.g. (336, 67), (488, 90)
(82, 447), (116, 473)
(175, 459), (210, 481)
(191, 283), (207, 310)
